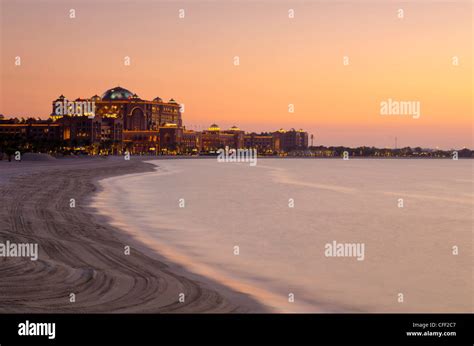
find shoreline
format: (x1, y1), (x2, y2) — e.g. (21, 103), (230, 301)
(88, 158), (473, 313)
(0, 157), (267, 313)
(93, 161), (338, 313)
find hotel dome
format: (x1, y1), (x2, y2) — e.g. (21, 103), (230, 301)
(208, 124), (220, 131)
(102, 86), (134, 101)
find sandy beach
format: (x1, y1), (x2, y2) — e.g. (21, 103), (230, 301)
(0, 157), (265, 313)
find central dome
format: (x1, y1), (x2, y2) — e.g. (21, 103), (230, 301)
(102, 86), (134, 101)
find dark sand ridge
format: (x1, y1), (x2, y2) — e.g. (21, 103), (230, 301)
(0, 157), (267, 312)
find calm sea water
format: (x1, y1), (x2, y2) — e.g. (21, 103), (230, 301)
(93, 159), (473, 312)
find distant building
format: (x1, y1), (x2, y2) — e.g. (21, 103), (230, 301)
(122, 130), (160, 154)
(244, 133), (275, 153)
(223, 126), (245, 149)
(273, 128), (308, 152)
(159, 123), (182, 154)
(182, 129), (201, 153)
(1, 87), (309, 155)
(0, 118), (62, 142)
(50, 86), (182, 153)
(200, 124), (247, 152)
(199, 124), (308, 154)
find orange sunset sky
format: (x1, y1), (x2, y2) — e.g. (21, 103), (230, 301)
(0, 0), (472, 148)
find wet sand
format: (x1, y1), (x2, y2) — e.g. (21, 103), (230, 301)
(0, 157), (266, 312)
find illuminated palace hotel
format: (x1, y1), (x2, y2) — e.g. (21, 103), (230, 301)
(50, 86), (183, 153)
(0, 86), (308, 154)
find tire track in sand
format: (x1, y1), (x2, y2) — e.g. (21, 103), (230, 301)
(0, 159), (262, 312)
